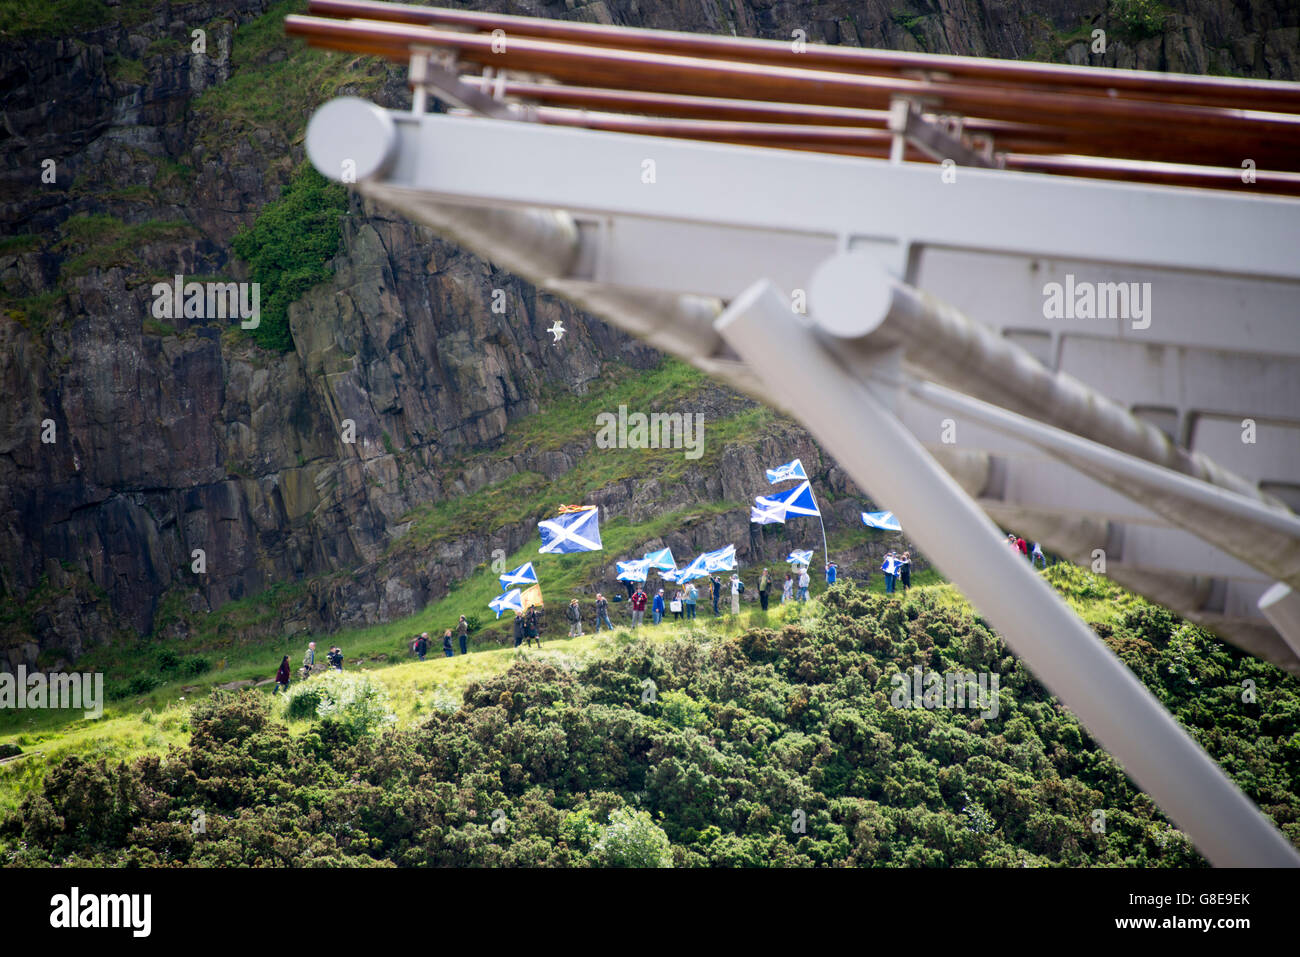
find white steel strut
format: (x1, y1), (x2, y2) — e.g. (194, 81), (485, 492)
(304, 95), (1300, 865)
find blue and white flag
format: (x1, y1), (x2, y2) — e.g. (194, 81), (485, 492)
(750, 499), (786, 525)
(616, 559), (650, 582)
(701, 544), (737, 572)
(861, 510), (901, 532)
(489, 589), (525, 619)
(881, 556), (901, 575)
(766, 459), (808, 484)
(538, 506), (603, 554)
(643, 547), (676, 572)
(787, 549), (814, 566)
(671, 559), (711, 582)
(499, 561), (538, 591)
(757, 480), (820, 518)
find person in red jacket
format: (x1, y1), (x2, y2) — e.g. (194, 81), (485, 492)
(274, 656), (291, 695)
(630, 587), (648, 628)
(1016, 536), (1029, 559)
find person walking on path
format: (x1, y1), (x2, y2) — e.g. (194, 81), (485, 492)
(652, 589), (666, 625)
(782, 572), (793, 603)
(1031, 542), (1047, 569)
(566, 598), (584, 637)
(415, 632), (430, 661)
(758, 568), (770, 611)
(442, 630), (454, 657)
(327, 646), (344, 671)
(730, 574), (742, 615)
(1015, 536), (1029, 559)
(710, 575), (722, 616)
(274, 656), (291, 694)
(899, 553), (912, 592)
(798, 566), (810, 602)
(595, 593), (614, 631)
(457, 616), (469, 655)
(826, 561), (838, 586)
(513, 614), (526, 648)
(684, 582), (698, 619)
(630, 587), (648, 628)
(302, 641), (316, 679)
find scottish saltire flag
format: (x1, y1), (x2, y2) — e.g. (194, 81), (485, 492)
(538, 505), (602, 554)
(766, 459), (808, 484)
(643, 548), (676, 572)
(617, 559), (651, 582)
(861, 510), (901, 532)
(758, 480), (820, 518)
(499, 562), (538, 591)
(882, 556), (901, 574)
(750, 499), (786, 525)
(672, 558), (711, 582)
(702, 544), (737, 572)
(490, 589), (525, 619)
(787, 549), (814, 566)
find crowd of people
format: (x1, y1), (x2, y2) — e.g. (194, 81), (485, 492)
(273, 640), (346, 693)
(279, 540), (1053, 686)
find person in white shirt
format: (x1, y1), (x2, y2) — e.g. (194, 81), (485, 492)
(797, 566), (810, 601)
(730, 574), (741, 614)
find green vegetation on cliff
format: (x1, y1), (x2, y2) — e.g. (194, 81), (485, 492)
(231, 164), (348, 351)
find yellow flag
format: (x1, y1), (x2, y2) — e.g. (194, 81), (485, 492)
(520, 584), (544, 609)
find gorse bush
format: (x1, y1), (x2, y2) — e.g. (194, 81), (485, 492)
(231, 164), (348, 352)
(596, 808), (673, 868)
(3, 580), (1297, 867)
(282, 671), (396, 738)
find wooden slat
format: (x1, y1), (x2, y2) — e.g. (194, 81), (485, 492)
(306, 0), (1300, 114)
(283, 15), (1300, 171)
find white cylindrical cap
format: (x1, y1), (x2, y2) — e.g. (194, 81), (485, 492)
(306, 97), (398, 184)
(808, 251), (897, 339)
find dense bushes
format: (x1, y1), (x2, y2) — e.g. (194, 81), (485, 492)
(3, 579), (1297, 867)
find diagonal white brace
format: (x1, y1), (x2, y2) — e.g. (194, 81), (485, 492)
(715, 277), (1299, 867)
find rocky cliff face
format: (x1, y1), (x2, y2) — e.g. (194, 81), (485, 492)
(0, 0), (1293, 670)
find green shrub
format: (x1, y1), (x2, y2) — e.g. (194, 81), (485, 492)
(595, 808), (673, 868)
(231, 164), (348, 352)
(1110, 0), (1168, 39)
(281, 671), (396, 737)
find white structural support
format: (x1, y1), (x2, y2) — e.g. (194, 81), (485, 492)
(304, 95), (1300, 864)
(717, 280), (1300, 868)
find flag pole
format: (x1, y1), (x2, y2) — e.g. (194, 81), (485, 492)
(808, 482), (829, 568)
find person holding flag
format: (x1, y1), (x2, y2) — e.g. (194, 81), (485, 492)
(798, 566), (810, 601)
(758, 567), (770, 611)
(710, 574), (722, 615)
(684, 581), (698, 619)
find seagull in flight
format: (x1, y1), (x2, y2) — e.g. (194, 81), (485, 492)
(547, 320), (565, 343)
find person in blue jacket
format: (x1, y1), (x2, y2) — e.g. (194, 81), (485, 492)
(825, 561), (838, 585)
(652, 589), (666, 625)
